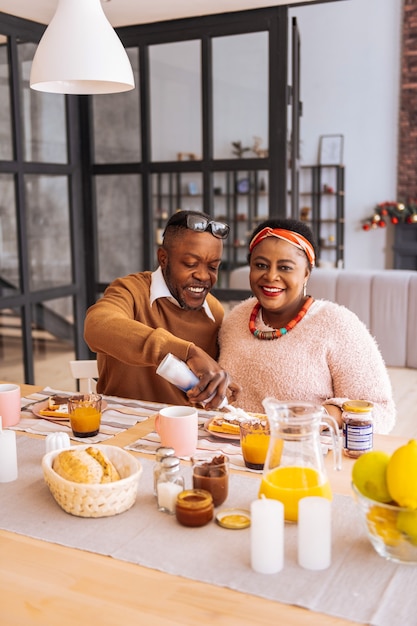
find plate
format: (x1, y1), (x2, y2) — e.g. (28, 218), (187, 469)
(203, 418), (240, 441)
(30, 397), (107, 420)
(216, 508), (251, 529)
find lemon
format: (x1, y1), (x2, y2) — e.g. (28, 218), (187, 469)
(396, 509), (417, 545)
(366, 505), (402, 546)
(352, 450), (391, 502)
(386, 440), (417, 509)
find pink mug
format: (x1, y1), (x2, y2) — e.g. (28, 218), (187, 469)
(155, 406), (198, 457)
(0, 384), (21, 427)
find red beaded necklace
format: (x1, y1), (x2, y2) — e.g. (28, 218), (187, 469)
(249, 296), (314, 340)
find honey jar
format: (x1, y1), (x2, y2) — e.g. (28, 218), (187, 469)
(175, 489), (214, 527)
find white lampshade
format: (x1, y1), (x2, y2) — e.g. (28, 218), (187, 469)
(30, 0), (135, 95)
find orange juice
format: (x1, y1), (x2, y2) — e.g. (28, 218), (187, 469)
(69, 406), (101, 437)
(241, 432), (270, 470)
(259, 466), (332, 522)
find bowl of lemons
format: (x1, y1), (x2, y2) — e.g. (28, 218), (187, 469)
(352, 440), (417, 564)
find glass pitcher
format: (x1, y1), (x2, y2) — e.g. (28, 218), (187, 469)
(259, 398), (342, 522)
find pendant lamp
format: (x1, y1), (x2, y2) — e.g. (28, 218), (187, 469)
(30, 0), (135, 95)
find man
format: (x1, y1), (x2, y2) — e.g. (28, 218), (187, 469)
(84, 210), (236, 408)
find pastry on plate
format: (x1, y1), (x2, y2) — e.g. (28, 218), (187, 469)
(207, 410), (266, 436)
(39, 395), (70, 418)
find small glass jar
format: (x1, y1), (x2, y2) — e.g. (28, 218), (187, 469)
(342, 400), (374, 458)
(153, 446), (175, 496)
(156, 456), (184, 514)
(192, 452), (229, 507)
(175, 489), (214, 527)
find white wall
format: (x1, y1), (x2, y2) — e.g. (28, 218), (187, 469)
(290, 0), (402, 269)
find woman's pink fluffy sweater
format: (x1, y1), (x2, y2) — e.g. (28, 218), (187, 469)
(219, 298), (395, 434)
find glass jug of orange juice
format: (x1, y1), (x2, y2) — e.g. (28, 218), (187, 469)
(259, 398), (342, 522)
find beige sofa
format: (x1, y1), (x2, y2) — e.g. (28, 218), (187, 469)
(228, 267), (417, 435)
(229, 267), (417, 368)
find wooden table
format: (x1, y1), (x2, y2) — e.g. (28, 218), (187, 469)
(0, 384), (405, 626)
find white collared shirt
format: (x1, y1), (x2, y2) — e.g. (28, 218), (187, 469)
(150, 266), (215, 322)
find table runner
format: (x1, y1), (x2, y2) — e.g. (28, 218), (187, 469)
(126, 419), (332, 472)
(126, 417), (249, 470)
(2, 436), (417, 626)
(13, 387), (159, 442)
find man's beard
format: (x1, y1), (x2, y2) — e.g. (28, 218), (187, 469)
(163, 265), (203, 311)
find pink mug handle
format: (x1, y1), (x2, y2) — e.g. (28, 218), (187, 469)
(155, 414), (160, 434)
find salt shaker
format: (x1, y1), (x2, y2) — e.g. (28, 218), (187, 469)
(45, 431), (71, 453)
(153, 446), (175, 496)
(156, 456), (184, 514)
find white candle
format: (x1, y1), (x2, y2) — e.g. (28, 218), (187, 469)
(0, 416), (18, 483)
(157, 481), (183, 514)
(250, 497), (284, 574)
(298, 496), (332, 570)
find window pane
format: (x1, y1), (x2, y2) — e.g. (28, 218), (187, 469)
(18, 41), (67, 163)
(25, 175), (72, 290)
(150, 40), (201, 162)
(95, 174), (143, 282)
(32, 296), (76, 390)
(151, 172), (204, 266)
(213, 170), (269, 277)
(93, 48), (140, 163)
(0, 35), (13, 160)
(0, 174), (20, 294)
(213, 32), (269, 159)
(0, 307), (24, 383)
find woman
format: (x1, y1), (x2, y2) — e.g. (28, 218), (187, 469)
(219, 218), (396, 433)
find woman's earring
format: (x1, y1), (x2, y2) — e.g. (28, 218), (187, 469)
(303, 282), (307, 297)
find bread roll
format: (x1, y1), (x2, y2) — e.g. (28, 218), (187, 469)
(53, 447), (120, 484)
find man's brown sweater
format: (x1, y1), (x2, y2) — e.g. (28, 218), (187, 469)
(84, 271), (224, 403)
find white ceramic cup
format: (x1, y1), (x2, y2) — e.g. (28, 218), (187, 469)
(0, 384), (21, 427)
(155, 405), (199, 457)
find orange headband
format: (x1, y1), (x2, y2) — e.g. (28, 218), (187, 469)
(249, 227), (315, 267)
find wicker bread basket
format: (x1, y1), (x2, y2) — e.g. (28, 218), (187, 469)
(42, 444), (142, 518)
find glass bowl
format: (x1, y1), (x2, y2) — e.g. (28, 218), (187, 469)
(352, 483), (417, 564)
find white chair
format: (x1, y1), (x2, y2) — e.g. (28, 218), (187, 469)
(69, 359), (99, 393)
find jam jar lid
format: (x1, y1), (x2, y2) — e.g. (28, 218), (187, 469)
(176, 489), (213, 509)
(215, 508), (251, 529)
(342, 400), (374, 413)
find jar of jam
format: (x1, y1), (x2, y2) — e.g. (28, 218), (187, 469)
(191, 453), (229, 507)
(342, 400), (374, 458)
(175, 489), (214, 527)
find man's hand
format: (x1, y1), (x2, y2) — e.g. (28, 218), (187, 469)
(185, 345), (241, 409)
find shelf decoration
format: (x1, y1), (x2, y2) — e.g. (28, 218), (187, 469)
(231, 141), (251, 158)
(252, 136), (268, 158)
(319, 134), (344, 165)
(361, 201), (417, 231)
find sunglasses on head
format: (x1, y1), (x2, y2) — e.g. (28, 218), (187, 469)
(165, 213), (230, 240)
(185, 214), (230, 239)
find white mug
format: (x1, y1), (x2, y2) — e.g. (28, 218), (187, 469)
(155, 405), (198, 457)
(0, 384), (21, 427)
